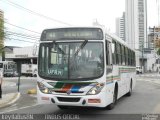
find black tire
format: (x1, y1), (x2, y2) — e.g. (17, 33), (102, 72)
(107, 88), (117, 110)
(126, 81), (132, 96)
(57, 105), (69, 109)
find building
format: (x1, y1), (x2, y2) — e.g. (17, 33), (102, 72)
(0, 9), (4, 61)
(5, 46), (37, 64)
(125, 0), (139, 50)
(138, 0), (148, 49)
(4, 46), (38, 74)
(148, 27), (160, 49)
(147, 26), (160, 72)
(148, 27), (160, 46)
(116, 12), (126, 41)
(125, 0), (148, 71)
(148, 31), (154, 50)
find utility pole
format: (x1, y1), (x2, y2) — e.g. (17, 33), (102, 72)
(157, 0), (160, 26)
(141, 43), (144, 73)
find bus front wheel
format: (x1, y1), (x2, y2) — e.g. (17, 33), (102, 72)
(107, 87), (118, 110)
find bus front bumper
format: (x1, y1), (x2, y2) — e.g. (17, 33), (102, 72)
(37, 90), (108, 108)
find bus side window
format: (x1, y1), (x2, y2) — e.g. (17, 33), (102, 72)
(128, 49), (131, 66)
(125, 47), (128, 65)
(106, 40), (112, 74)
(106, 41), (110, 65)
(112, 41), (116, 65)
(117, 43), (121, 65)
(122, 45), (125, 65)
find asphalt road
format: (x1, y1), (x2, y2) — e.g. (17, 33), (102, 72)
(1, 76), (160, 120)
(2, 77), (37, 94)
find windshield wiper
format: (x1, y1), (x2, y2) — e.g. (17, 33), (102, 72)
(68, 40), (88, 79)
(52, 41), (65, 54)
(74, 40), (88, 56)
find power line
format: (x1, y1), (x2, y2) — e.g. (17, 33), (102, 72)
(6, 37), (36, 43)
(0, 0), (73, 26)
(7, 33), (39, 41)
(6, 31), (40, 40)
(4, 21), (41, 34)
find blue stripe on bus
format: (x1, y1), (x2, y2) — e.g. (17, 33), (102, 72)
(71, 86), (81, 93)
(106, 81), (113, 85)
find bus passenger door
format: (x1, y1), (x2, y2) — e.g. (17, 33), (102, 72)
(105, 40), (114, 103)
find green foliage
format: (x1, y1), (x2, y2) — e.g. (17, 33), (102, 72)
(0, 19), (4, 54)
(0, 19), (4, 38)
(157, 48), (160, 56)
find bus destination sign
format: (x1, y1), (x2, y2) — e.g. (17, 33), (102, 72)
(41, 28), (103, 41)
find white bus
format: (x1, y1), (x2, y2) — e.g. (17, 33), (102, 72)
(37, 27), (136, 110)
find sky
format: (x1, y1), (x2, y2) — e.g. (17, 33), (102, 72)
(0, 0), (158, 47)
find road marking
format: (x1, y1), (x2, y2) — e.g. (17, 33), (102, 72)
(0, 104), (39, 114)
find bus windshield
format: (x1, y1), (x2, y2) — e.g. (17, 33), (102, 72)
(38, 42), (104, 80)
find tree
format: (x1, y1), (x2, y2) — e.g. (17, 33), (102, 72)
(0, 18), (6, 59)
(0, 19), (5, 46)
(157, 48), (160, 56)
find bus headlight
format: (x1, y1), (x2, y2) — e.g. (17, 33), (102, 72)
(86, 83), (105, 95)
(37, 82), (52, 94)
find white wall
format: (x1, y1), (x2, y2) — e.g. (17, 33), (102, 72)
(135, 50), (140, 66)
(5, 46), (38, 59)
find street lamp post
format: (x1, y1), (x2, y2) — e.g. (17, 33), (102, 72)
(17, 61), (21, 92)
(141, 44), (144, 73)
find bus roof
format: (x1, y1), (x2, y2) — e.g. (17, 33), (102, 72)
(105, 31), (135, 51)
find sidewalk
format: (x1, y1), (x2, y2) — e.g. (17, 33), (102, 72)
(0, 93), (20, 108)
(138, 73), (160, 78)
(0, 81), (20, 109)
(137, 73), (160, 86)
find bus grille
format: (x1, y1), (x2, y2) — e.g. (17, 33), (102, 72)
(54, 90), (84, 94)
(57, 97), (80, 102)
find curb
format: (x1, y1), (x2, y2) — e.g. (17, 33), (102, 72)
(138, 74), (160, 78)
(2, 81), (16, 88)
(0, 93), (21, 109)
(137, 79), (160, 86)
